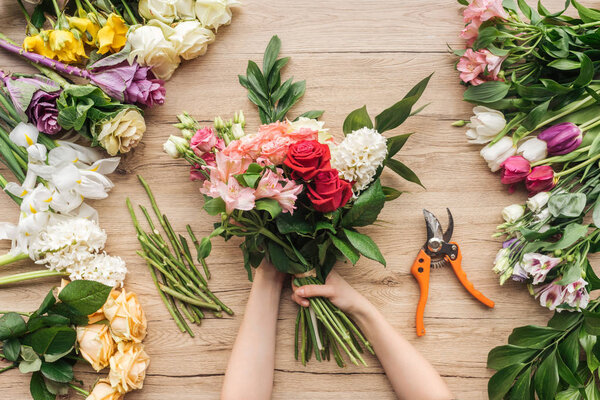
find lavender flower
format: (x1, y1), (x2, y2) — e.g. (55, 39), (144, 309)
(26, 90), (61, 135)
(538, 122), (582, 155)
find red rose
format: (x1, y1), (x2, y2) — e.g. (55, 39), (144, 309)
(307, 169), (353, 212)
(284, 140), (331, 180)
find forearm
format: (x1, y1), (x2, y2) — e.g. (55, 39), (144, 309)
(351, 302), (453, 400)
(221, 268), (284, 400)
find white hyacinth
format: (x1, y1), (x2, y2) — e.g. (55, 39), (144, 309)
(68, 253), (128, 288)
(330, 127), (388, 192)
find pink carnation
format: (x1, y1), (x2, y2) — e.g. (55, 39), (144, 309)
(457, 48), (504, 85)
(463, 0), (508, 23)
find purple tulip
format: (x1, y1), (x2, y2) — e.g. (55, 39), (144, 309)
(25, 90), (61, 135)
(538, 122), (582, 155)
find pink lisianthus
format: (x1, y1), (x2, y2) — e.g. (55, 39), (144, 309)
(255, 169), (303, 214)
(191, 127), (218, 156)
(463, 0), (508, 23)
(457, 49), (505, 85)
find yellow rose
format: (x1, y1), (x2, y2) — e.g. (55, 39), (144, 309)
(97, 14), (128, 54)
(95, 109), (146, 156)
(48, 30), (87, 63)
(86, 379), (123, 400)
(23, 32), (56, 59)
(68, 16), (100, 45)
(77, 324), (116, 371)
(102, 289), (147, 342)
(108, 342), (150, 393)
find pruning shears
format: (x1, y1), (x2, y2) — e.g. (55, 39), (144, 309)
(411, 209), (495, 337)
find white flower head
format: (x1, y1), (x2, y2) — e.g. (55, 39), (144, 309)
(534, 208), (550, 223)
(526, 192), (550, 213)
(127, 25), (181, 80)
(466, 106), (506, 144)
(329, 127), (388, 193)
(492, 248), (510, 274)
(174, 0), (196, 19)
(95, 109), (146, 156)
(194, 0), (241, 30)
(480, 136), (516, 172)
(169, 20), (215, 60)
(518, 137), (547, 163)
(9, 122), (39, 148)
(288, 117), (330, 142)
(68, 253), (127, 287)
(138, 0), (177, 23)
(502, 204), (524, 223)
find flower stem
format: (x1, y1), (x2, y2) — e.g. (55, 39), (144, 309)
(0, 270), (68, 285)
(258, 228), (294, 252)
(531, 145), (591, 167)
(0, 364), (16, 374)
(0, 252), (29, 266)
(158, 284), (222, 311)
(68, 383), (89, 397)
(556, 154), (600, 178)
(120, 0), (138, 25)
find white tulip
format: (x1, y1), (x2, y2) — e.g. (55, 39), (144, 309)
(480, 136), (516, 172)
(169, 21), (215, 60)
(194, 0), (241, 30)
(9, 122), (39, 148)
(502, 204), (525, 223)
(526, 192), (550, 212)
(517, 137), (547, 163)
(138, 0), (177, 23)
(127, 25), (181, 80)
(174, 0), (196, 19)
(465, 106), (506, 144)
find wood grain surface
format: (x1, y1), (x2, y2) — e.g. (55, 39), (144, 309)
(0, 1), (594, 398)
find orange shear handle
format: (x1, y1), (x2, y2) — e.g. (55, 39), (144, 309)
(411, 249), (431, 337)
(448, 242), (495, 308)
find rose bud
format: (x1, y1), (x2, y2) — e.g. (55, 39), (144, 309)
(284, 140), (331, 180)
(525, 165), (555, 195)
(538, 122), (582, 155)
(86, 379), (123, 400)
(500, 156), (530, 184)
(306, 169), (353, 212)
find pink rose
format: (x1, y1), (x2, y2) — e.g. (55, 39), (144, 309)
(457, 48), (504, 85)
(464, 0), (508, 23)
(191, 127), (218, 156)
(258, 121), (289, 140)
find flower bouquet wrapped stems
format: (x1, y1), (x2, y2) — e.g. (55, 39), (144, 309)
(165, 36), (431, 365)
(127, 175), (232, 337)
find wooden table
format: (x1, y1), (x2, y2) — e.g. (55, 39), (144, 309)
(1, 0), (590, 398)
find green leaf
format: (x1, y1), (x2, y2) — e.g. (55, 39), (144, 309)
(556, 260), (583, 285)
(0, 138), (25, 182)
(0, 312), (27, 340)
(534, 349), (559, 400)
(556, 351), (583, 388)
(509, 367), (532, 400)
(28, 326), (77, 356)
(464, 81), (510, 104)
(488, 363), (526, 400)
(508, 325), (561, 349)
(267, 240), (304, 275)
(386, 133), (413, 159)
(573, 53), (594, 88)
(35, 290), (57, 317)
(267, 57), (289, 90)
(343, 229), (386, 266)
(44, 346), (74, 363)
(343, 105), (373, 134)
(3, 338), (20, 362)
(203, 197), (226, 216)
(386, 159), (424, 188)
(382, 186), (403, 201)
(26, 315), (70, 334)
(19, 346), (42, 374)
(255, 199), (282, 219)
(586, 378), (600, 400)
(341, 179), (386, 227)
(487, 345), (538, 370)
(295, 110), (324, 120)
(548, 310), (581, 330)
(246, 60), (268, 100)
(276, 212), (313, 235)
(543, 223), (588, 251)
(30, 371), (55, 400)
(593, 198), (600, 229)
(47, 303), (88, 326)
(572, 0), (600, 23)
(262, 35), (281, 78)
(375, 74), (432, 133)
(584, 310), (600, 335)
(556, 387), (583, 400)
(548, 59), (581, 71)
(40, 360), (74, 383)
(198, 237), (212, 259)
(58, 280), (111, 316)
(329, 233), (360, 265)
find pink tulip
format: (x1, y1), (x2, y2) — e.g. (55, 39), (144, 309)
(525, 166), (555, 195)
(500, 155), (530, 184)
(463, 0), (508, 23)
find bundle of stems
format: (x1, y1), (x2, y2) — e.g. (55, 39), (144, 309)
(294, 276), (374, 367)
(128, 175), (232, 336)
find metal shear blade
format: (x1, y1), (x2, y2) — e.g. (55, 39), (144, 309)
(423, 208), (454, 245)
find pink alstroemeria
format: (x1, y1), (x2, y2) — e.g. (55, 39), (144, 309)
(463, 0), (508, 23)
(457, 49), (505, 86)
(460, 19), (481, 46)
(520, 253), (561, 284)
(255, 169), (303, 214)
(534, 281), (565, 311)
(210, 152), (251, 182)
(562, 279), (590, 309)
(215, 178), (256, 214)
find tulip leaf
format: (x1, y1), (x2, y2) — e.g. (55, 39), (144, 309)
(343, 105), (373, 134)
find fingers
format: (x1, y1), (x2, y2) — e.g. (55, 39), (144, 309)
(295, 284), (336, 299)
(291, 291), (309, 307)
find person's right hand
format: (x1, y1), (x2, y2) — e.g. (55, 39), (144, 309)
(290, 270), (372, 317)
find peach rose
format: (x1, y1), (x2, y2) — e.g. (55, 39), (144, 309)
(86, 379), (123, 400)
(284, 127), (318, 142)
(77, 324), (116, 371)
(109, 342), (150, 393)
(102, 289), (147, 343)
(259, 136), (292, 165)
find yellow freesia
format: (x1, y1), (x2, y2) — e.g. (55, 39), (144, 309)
(67, 16), (100, 45)
(22, 32), (55, 59)
(97, 14), (128, 55)
(48, 30), (87, 63)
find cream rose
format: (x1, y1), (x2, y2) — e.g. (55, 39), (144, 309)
(174, 0), (195, 19)
(138, 0), (177, 23)
(103, 289), (147, 343)
(170, 21), (215, 60)
(86, 379), (123, 400)
(108, 342), (150, 394)
(77, 324), (116, 371)
(194, 0), (241, 30)
(95, 109), (146, 156)
(127, 25), (180, 80)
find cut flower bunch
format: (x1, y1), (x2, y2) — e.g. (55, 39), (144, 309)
(0, 280), (149, 400)
(165, 35), (430, 366)
(455, 0), (600, 398)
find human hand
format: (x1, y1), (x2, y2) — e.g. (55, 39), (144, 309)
(291, 270), (373, 317)
(254, 260), (285, 285)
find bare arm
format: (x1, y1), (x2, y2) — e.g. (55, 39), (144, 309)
(221, 262), (285, 400)
(292, 270), (452, 400)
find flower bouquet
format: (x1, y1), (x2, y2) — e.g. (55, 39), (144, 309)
(165, 36), (430, 366)
(0, 280), (149, 400)
(454, 0), (600, 397)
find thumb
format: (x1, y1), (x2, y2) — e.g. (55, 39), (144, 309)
(296, 284), (335, 299)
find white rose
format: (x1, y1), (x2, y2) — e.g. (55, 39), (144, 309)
(127, 25), (181, 80)
(480, 136), (516, 172)
(466, 106), (506, 144)
(526, 192), (550, 212)
(96, 109), (146, 156)
(138, 0), (177, 23)
(169, 21), (215, 60)
(194, 0), (241, 30)
(174, 0), (196, 19)
(502, 204), (525, 223)
(517, 137), (547, 163)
